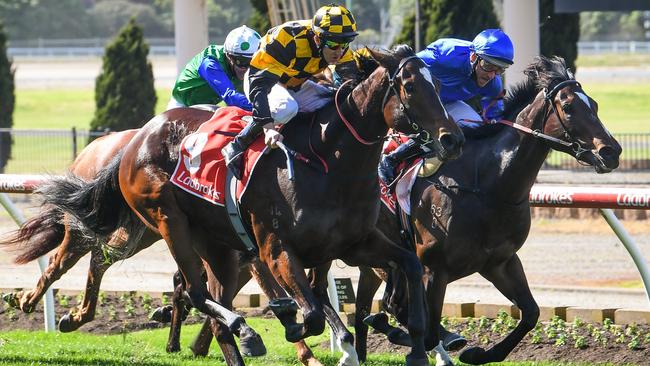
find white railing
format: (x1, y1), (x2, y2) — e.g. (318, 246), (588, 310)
(578, 41), (650, 55)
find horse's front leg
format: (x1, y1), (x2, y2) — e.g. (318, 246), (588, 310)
(459, 254), (539, 365)
(258, 239), (325, 343)
(341, 229), (429, 366)
(353, 266), (383, 363)
(156, 212), (246, 366)
(423, 272), (455, 366)
(309, 262), (358, 366)
(202, 246), (267, 359)
(249, 259), (323, 366)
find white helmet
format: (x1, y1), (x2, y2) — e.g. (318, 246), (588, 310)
(224, 25), (261, 58)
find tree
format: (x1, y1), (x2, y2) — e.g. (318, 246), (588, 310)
(540, 0), (579, 72)
(90, 18), (156, 134)
(248, 0), (270, 36)
(0, 22), (14, 173)
(394, 0), (499, 51)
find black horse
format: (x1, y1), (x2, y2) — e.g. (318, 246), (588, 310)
(355, 56), (622, 365)
(40, 46), (464, 366)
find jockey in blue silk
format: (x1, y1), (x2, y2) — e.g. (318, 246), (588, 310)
(378, 29), (515, 185)
(167, 25), (261, 110)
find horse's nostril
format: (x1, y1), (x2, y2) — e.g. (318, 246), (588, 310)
(439, 133), (462, 155)
(598, 146), (620, 168)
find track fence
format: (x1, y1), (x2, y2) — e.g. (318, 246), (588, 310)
(0, 129), (648, 174)
(0, 128), (108, 174)
(544, 133), (650, 171)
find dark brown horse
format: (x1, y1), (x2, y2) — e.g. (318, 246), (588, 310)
(40, 46), (464, 366)
(354, 56), (622, 365)
(1, 128), (326, 365)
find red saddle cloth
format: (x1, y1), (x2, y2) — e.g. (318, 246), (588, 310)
(379, 136), (421, 215)
(170, 106), (266, 206)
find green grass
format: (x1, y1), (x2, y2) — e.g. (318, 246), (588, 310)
(0, 319), (631, 366)
(579, 82), (650, 134)
(13, 88), (172, 130)
(576, 54), (650, 68)
(6, 88), (171, 173)
(6, 80), (649, 174)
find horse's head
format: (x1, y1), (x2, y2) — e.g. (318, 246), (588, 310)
(517, 56), (621, 173)
(367, 46), (464, 161)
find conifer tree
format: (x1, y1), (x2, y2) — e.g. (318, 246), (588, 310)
(540, 0), (579, 71)
(395, 0), (499, 50)
(90, 18), (156, 134)
(0, 22), (14, 173)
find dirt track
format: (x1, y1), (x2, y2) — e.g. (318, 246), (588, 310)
(1, 201), (648, 310)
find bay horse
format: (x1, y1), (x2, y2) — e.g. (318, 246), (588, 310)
(0, 129), (324, 366)
(354, 56), (622, 365)
(40, 46), (464, 366)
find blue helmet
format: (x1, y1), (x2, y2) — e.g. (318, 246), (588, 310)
(471, 29), (514, 68)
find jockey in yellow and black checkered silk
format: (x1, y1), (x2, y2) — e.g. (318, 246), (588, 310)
(222, 4), (359, 180)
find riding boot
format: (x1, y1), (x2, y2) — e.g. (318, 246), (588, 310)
(222, 120), (266, 180)
(378, 139), (423, 186)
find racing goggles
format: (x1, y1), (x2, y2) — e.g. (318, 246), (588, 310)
(323, 40), (350, 51)
(230, 55), (251, 69)
(478, 57), (506, 75)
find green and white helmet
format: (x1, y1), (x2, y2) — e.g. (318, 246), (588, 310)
(224, 25), (261, 58)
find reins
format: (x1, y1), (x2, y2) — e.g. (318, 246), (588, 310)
(457, 79), (590, 160)
(334, 79), (384, 145)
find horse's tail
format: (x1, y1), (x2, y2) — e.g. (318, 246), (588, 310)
(39, 152), (129, 238)
(0, 206), (65, 264)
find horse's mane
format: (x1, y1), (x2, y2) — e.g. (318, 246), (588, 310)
(503, 56), (573, 120)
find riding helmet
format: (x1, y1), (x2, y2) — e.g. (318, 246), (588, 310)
(312, 4), (358, 43)
(224, 25), (262, 58)
(471, 29), (514, 68)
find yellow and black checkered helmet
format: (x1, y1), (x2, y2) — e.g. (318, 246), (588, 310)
(312, 4), (358, 43)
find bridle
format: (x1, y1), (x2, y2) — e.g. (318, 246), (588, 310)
(537, 79), (591, 160)
(380, 55), (435, 145)
(334, 54), (438, 146)
(472, 78), (592, 161)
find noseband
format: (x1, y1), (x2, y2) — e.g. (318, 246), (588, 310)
(540, 79), (590, 160)
(380, 55), (435, 145)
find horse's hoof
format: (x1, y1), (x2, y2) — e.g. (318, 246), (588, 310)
(166, 343), (181, 353)
(442, 332), (467, 352)
(2, 293), (20, 309)
(240, 331), (267, 357)
(285, 323), (304, 343)
(458, 346), (487, 365)
(387, 328), (412, 347)
(405, 354), (430, 366)
(362, 312), (390, 332)
(58, 312), (80, 333)
(149, 305), (173, 323)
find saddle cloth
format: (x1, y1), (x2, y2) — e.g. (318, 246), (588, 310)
(379, 159), (422, 216)
(170, 106), (267, 205)
(379, 136), (443, 215)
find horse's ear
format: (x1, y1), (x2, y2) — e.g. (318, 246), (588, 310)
(516, 91), (547, 127)
(367, 47), (397, 74)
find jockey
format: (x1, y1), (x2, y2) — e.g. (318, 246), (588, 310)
(167, 25), (261, 110)
(222, 4), (359, 179)
(378, 29), (514, 185)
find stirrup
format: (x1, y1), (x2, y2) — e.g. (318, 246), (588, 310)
(222, 142), (245, 180)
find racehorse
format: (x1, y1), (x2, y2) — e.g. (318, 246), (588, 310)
(39, 46), (464, 366)
(0, 129), (324, 366)
(354, 56), (622, 365)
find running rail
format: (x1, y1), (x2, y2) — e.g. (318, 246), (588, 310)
(1, 174), (649, 309)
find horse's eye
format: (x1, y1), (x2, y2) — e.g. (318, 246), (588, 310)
(561, 103), (571, 113)
(403, 82), (414, 93)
